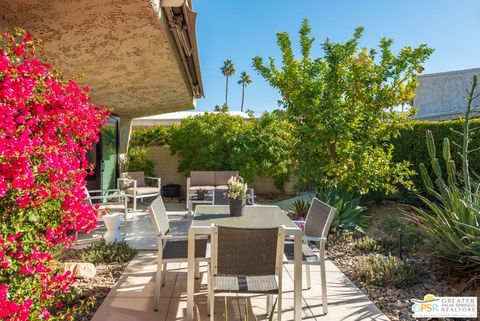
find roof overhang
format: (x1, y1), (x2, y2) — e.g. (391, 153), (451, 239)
(0, 0), (204, 119)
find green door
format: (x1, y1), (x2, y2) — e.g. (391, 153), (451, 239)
(101, 117), (119, 190)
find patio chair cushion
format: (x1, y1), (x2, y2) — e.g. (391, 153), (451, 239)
(122, 171), (146, 187)
(98, 203), (126, 212)
(188, 185), (215, 192)
(213, 275), (278, 293)
(190, 171), (215, 186)
(162, 239), (208, 260)
(283, 242), (320, 263)
(214, 171), (238, 186)
(126, 186), (159, 196)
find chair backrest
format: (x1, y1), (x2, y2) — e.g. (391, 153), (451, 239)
(122, 171), (146, 187)
(211, 225), (285, 276)
(304, 197), (336, 239)
(83, 187), (93, 206)
(214, 171), (239, 186)
(190, 171), (215, 186)
(147, 196), (170, 236)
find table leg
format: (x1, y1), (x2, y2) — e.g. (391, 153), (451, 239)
(294, 229), (302, 321)
(187, 197), (192, 219)
(187, 228), (195, 321)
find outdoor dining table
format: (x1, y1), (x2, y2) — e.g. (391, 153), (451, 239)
(186, 205), (303, 321)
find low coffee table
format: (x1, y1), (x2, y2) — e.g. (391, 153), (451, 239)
(187, 192), (214, 218)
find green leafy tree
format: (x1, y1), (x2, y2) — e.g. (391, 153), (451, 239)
(252, 19), (433, 194)
(214, 103), (229, 112)
(169, 112), (294, 190)
(238, 71), (252, 112)
(221, 60), (235, 106)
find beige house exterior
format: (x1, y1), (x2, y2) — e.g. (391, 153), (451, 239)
(0, 0), (203, 154)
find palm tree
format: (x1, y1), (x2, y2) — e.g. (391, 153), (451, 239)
(221, 60), (235, 106)
(238, 71), (252, 112)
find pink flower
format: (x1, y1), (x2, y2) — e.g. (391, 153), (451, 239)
(15, 194), (31, 208)
(0, 175), (8, 198)
(19, 264), (34, 274)
(0, 30), (110, 321)
(39, 307), (51, 319)
(0, 55), (9, 71)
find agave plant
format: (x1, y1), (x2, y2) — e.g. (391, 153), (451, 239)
(289, 198), (310, 219)
(316, 190), (369, 233)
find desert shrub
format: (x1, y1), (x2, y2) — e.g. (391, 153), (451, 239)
(123, 146), (155, 176)
(81, 239), (137, 264)
(0, 30), (109, 320)
(354, 255), (418, 287)
(328, 230), (357, 245)
(354, 236), (380, 252)
(415, 186), (480, 270)
(168, 111), (295, 190)
(381, 215), (420, 253)
(316, 190), (369, 233)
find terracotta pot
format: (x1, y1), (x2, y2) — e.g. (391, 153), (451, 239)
(229, 198), (244, 216)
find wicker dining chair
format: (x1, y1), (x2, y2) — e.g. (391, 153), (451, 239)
(284, 197), (336, 314)
(147, 196), (209, 311)
(208, 225), (285, 321)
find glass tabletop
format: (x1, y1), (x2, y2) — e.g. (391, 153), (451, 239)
(192, 205), (298, 230)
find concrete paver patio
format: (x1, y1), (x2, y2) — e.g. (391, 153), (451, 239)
(87, 202), (390, 321)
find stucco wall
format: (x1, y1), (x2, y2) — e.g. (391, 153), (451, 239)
(414, 68), (480, 120)
(0, 0), (195, 119)
(147, 146), (296, 197)
(0, 15), (9, 31)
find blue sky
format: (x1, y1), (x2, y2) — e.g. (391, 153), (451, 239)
(192, 0), (480, 115)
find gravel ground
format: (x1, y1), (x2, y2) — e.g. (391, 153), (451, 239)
(327, 233), (461, 321)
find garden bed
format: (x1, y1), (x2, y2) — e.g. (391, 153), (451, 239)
(57, 242), (136, 321)
(327, 202), (477, 321)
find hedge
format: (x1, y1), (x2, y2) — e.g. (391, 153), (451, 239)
(391, 118), (480, 189)
(130, 126), (170, 147)
(130, 116), (480, 192)
(130, 112), (295, 190)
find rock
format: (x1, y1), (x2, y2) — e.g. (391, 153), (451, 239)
(63, 262), (97, 279)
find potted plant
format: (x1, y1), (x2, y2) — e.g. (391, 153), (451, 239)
(225, 176), (248, 216)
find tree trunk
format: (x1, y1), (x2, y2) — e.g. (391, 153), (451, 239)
(327, 141), (337, 163)
(225, 76), (229, 106)
(241, 84), (245, 112)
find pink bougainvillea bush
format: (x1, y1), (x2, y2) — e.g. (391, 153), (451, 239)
(0, 29), (110, 320)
